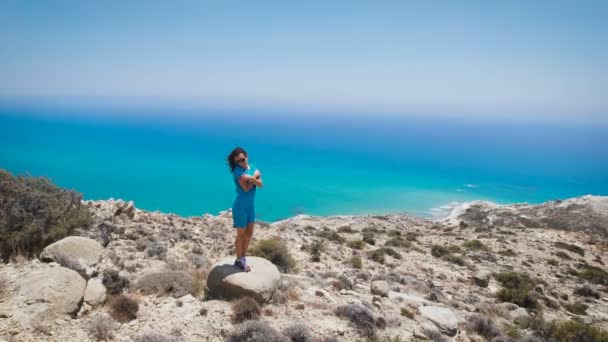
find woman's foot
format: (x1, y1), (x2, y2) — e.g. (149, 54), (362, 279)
(234, 259), (251, 272)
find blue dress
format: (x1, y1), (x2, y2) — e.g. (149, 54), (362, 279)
(232, 163), (257, 228)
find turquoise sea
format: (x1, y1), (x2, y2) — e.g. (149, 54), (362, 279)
(1, 104), (607, 222)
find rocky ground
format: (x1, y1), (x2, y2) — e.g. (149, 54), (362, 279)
(1, 195), (607, 342)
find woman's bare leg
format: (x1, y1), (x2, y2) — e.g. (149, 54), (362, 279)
(243, 222), (255, 255)
(235, 228), (247, 259)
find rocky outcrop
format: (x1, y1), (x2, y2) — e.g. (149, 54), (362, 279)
(441, 195), (608, 236)
(206, 256), (281, 303)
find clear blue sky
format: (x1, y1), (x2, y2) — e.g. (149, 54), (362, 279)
(1, 0), (607, 121)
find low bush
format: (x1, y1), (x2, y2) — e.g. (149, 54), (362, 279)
(136, 269), (199, 297)
(463, 239), (489, 251)
(88, 314), (117, 341)
(102, 269), (130, 295)
(466, 314), (504, 340)
(227, 320), (287, 342)
(494, 272), (539, 310)
(347, 239), (366, 250)
(576, 265), (608, 285)
(347, 256), (362, 269)
(384, 236), (411, 249)
(362, 232), (376, 246)
(563, 302), (588, 315)
(249, 237), (297, 273)
(107, 295), (139, 323)
(231, 297), (261, 323)
(316, 227), (346, 243)
(283, 323), (313, 342)
(334, 304), (376, 337)
(132, 334), (180, 342)
(555, 251), (571, 260)
(573, 285), (600, 299)
(554, 242), (585, 256)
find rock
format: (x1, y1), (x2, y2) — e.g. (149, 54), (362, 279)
(498, 302), (519, 312)
(487, 278), (501, 295)
(83, 278), (106, 306)
(371, 280), (389, 297)
(206, 256), (280, 303)
(473, 269), (492, 287)
(430, 280), (443, 290)
(419, 305), (459, 336)
(0, 265), (86, 327)
(40, 236), (103, 269)
(510, 307), (530, 323)
(116, 200), (135, 219)
(388, 291), (433, 307)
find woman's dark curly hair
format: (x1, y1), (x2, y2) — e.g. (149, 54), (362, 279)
(227, 147), (247, 172)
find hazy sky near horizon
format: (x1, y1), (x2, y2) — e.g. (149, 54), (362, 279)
(1, 1), (607, 121)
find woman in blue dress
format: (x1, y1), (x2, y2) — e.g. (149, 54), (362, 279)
(226, 147), (263, 272)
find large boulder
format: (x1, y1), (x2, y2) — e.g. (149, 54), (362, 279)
(419, 305), (459, 337)
(206, 256), (281, 303)
(40, 236), (103, 269)
(0, 264), (86, 327)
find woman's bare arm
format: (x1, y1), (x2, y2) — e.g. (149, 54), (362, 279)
(238, 175), (255, 192)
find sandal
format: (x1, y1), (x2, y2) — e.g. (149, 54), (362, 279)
(234, 259), (251, 272)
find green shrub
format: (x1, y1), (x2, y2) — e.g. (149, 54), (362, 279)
(367, 249), (385, 264)
(337, 225), (354, 233)
(102, 269), (130, 295)
(362, 232), (376, 245)
(304, 239), (325, 262)
(107, 295), (139, 323)
(573, 285), (600, 299)
(0, 169), (94, 261)
(380, 247), (402, 260)
(431, 244), (462, 258)
(347, 256), (362, 269)
(563, 302), (588, 315)
(497, 249), (517, 257)
(385, 236), (411, 249)
(347, 239), (366, 250)
(555, 251), (571, 260)
(442, 254), (466, 266)
(249, 237), (297, 273)
(316, 227), (346, 243)
(576, 265), (608, 285)
(494, 272), (539, 310)
(554, 242), (585, 256)
(523, 315), (608, 342)
(463, 239), (489, 251)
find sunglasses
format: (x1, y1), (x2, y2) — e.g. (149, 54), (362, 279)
(235, 158), (246, 163)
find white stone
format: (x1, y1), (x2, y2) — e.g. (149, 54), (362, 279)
(40, 236), (103, 269)
(84, 278), (106, 306)
(419, 305), (459, 336)
(371, 280), (389, 297)
(206, 256), (280, 303)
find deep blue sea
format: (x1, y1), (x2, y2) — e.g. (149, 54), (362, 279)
(1, 104), (607, 222)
